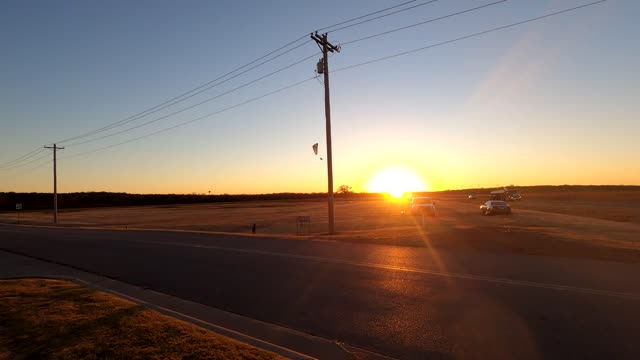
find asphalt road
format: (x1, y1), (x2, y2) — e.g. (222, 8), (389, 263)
(1, 225), (640, 359)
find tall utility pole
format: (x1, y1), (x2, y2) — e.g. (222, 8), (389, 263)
(311, 32), (340, 234)
(44, 144), (64, 224)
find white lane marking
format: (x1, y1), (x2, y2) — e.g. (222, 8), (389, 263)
(125, 238), (640, 301)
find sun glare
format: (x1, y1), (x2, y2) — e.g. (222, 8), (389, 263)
(366, 167), (429, 198)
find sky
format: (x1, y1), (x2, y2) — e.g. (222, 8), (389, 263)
(1, 0), (638, 194)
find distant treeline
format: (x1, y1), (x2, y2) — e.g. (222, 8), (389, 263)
(1, 185), (637, 212)
(0, 191), (382, 212)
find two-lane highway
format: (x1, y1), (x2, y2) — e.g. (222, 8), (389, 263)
(1, 225), (639, 359)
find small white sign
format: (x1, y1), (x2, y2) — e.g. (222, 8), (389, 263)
(16, 203), (22, 210)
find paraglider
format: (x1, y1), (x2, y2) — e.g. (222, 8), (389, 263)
(312, 143), (323, 160)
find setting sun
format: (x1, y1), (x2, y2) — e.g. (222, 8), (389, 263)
(366, 167), (429, 198)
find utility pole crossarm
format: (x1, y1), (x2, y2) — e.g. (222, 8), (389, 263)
(310, 32), (340, 53)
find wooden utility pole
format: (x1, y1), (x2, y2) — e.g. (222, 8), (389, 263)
(311, 32), (340, 234)
(44, 144), (64, 224)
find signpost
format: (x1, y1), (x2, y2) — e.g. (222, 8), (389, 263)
(16, 203), (22, 224)
(296, 216), (311, 235)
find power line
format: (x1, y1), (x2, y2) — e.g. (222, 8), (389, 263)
(64, 51), (320, 148)
(0, 147), (46, 168)
(0, 152), (50, 171)
(59, 0), (609, 160)
(315, 0), (419, 32)
(21, 159), (52, 175)
(2, 0), (444, 170)
(54, 39), (314, 146)
(51, 0), (444, 146)
(60, 1), (449, 149)
(1, 158), (52, 176)
(342, 0), (509, 46)
(5, 0), (464, 179)
(61, 76), (317, 159)
(327, 0), (440, 34)
(335, 0), (609, 73)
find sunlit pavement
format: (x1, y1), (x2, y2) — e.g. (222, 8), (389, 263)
(2, 224), (640, 360)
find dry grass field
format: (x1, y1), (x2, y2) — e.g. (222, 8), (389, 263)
(0, 278), (281, 360)
(481, 189), (640, 224)
(1, 189), (639, 262)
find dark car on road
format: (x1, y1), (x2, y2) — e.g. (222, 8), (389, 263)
(480, 200), (511, 215)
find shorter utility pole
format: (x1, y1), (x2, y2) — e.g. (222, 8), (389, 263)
(44, 144), (64, 224)
(311, 31), (340, 234)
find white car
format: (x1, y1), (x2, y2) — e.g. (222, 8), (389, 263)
(410, 197), (436, 216)
(508, 193), (522, 201)
(480, 200), (512, 215)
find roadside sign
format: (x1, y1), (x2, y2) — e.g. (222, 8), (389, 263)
(297, 216), (311, 223)
(16, 203), (22, 224)
(296, 216), (311, 235)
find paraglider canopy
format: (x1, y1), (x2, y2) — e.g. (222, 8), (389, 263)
(312, 143), (318, 155)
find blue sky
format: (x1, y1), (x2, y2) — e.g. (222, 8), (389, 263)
(1, 0), (638, 194)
